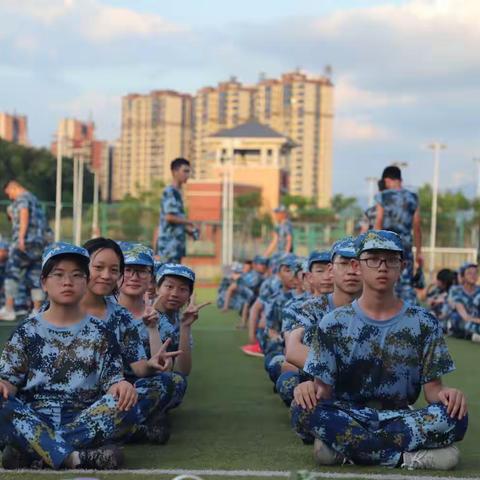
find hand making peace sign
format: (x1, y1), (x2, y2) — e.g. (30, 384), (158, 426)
(181, 294), (211, 328)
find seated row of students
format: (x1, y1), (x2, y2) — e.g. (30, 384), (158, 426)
(236, 231), (468, 471)
(0, 238), (207, 470)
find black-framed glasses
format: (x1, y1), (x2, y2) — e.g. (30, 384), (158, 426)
(359, 258), (402, 269)
(124, 267), (152, 279)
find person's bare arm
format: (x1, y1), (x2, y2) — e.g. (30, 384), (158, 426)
(285, 327), (309, 369)
(18, 208), (29, 251)
(152, 226), (159, 250)
(374, 204), (384, 230)
(165, 214), (192, 226)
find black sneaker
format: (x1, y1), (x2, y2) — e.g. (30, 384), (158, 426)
(145, 412), (171, 445)
(78, 445), (124, 470)
(2, 445), (33, 469)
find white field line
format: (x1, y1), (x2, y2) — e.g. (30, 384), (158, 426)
(0, 468), (478, 479)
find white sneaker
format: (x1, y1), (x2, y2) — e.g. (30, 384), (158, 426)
(313, 438), (346, 466)
(402, 445), (460, 471)
(471, 333), (480, 343)
(0, 307), (16, 322)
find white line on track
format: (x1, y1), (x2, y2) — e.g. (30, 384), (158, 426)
(1, 468), (477, 479)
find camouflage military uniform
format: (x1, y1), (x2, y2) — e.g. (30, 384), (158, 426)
(276, 220), (294, 253)
(261, 289), (295, 384)
(375, 189), (418, 304)
(0, 314), (142, 469)
(4, 192), (47, 303)
(291, 301), (468, 466)
(448, 285), (480, 337)
(426, 285), (451, 332)
(156, 185), (186, 264)
(105, 297), (187, 416)
(276, 293), (333, 407)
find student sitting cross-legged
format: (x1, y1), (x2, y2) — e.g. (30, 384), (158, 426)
(0, 243), (138, 470)
(291, 230), (468, 471)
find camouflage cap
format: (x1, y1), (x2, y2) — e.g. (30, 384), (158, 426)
(42, 242), (89, 269)
(118, 241), (154, 267)
(355, 230), (404, 256)
(307, 250), (331, 270)
(231, 261), (243, 274)
(274, 205), (287, 213)
(156, 263), (196, 285)
(279, 253), (300, 270)
(330, 236), (357, 261)
(252, 255), (269, 266)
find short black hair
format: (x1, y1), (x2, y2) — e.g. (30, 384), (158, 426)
(82, 237), (125, 275)
(244, 260), (253, 266)
(157, 274), (194, 294)
(382, 166), (402, 181)
(41, 253), (90, 280)
(437, 268), (456, 291)
(170, 157), (190, 171)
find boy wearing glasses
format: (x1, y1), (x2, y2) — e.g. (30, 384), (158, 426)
(282, 239), (362, 409)
(291, 230), (468, 471)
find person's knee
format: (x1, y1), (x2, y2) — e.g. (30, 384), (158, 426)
(4, 279), (19, 298)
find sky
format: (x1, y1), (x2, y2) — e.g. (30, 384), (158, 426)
(1, 0), (479, 199)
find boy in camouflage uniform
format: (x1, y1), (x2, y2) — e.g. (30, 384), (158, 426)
(291, 231), (468, 471)
(278, 240), (361, 407)
(374, 166), (422, 304)
(155, 158), (197, 264)
(447, 262), (480, 338)
(0, 180), (48, 321)
(264, 206), (294, 256)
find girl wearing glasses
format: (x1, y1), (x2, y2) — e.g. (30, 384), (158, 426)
(0, 242), (137, 470)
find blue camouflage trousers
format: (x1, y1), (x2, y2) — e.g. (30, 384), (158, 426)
(291, 399), (468, 467)
(276, 371), (299, 407)
(0, 393), (149, 469)
(4, 245), (43, 300)
(134, 372), (188, 418)
(395, 248), (417, 305)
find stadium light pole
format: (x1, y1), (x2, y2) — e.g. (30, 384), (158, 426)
(54, 135), (63, 242)
(474, 157), (480, 198)
(428, 142), (447, 279)
(365, 176), (378, 207)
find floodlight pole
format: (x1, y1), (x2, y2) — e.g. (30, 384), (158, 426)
(365, 176), (378, 207)
(428, 142), (446, 279)
(54, 135), (63, 241)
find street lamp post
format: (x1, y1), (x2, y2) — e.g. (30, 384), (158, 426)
(365, 176), (378, 207)
(428, 143), (447, 279)
(473, 158), (480, 198)
(54, 135), (63, 242)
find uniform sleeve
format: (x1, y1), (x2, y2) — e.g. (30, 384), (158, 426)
(163, 188), (182, 216)
(15, 196), (30, 212)
(303, 314), (337, 385)
(421, 315), (455, 384)
(99, 331), (125, 392)
(0, 328), (29, 387)
(374, 192), (383, 206)
(119, 311), (148, 365)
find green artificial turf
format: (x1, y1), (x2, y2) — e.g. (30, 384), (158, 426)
(0, 288), (478, 478)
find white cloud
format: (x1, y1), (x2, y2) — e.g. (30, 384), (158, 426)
(335, 117), (395, 141)
(335, 77), (416, 110)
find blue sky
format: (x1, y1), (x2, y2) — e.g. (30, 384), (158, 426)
(0, 0), (479, 199)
